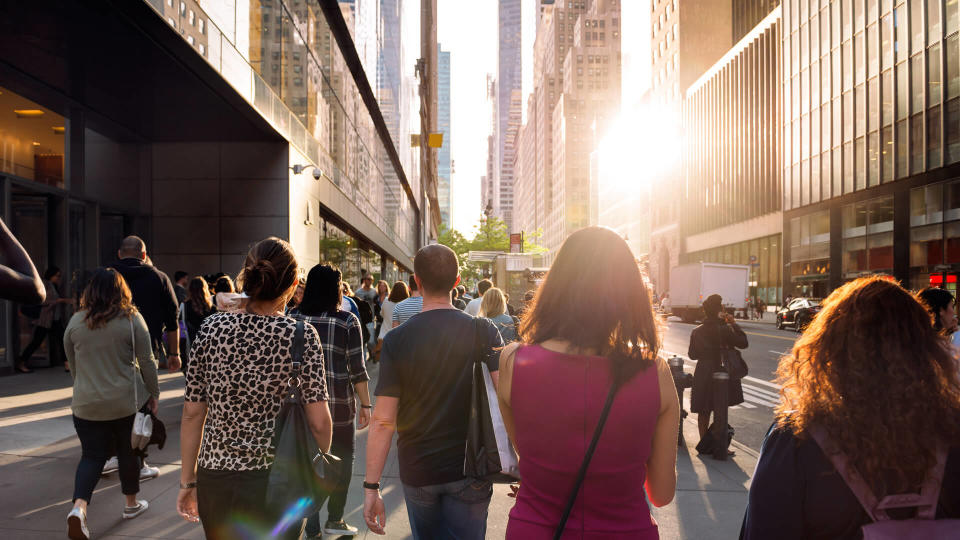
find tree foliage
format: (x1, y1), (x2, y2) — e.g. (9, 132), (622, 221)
(436, 217), (547, 286)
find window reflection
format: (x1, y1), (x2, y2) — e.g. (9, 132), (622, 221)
(0, 86), (65, 187)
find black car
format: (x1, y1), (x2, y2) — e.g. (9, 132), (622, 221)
(776, 298), (822, 331)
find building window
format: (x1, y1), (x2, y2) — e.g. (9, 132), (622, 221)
(843, 196), (895, 277)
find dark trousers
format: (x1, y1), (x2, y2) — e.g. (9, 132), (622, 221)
(401, 477), (493, 540)
(305, 423), (356, 535)
(72, 414), (139, 503)
(19, 321), (65, 366)
(197, 468), (304, 540)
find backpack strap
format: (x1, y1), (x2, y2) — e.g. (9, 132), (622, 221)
(809, 425), (947, 521)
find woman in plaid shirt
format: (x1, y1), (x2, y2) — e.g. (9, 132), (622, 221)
(290, 264), (372, 538)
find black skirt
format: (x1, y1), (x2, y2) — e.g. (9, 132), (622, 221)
(690, 357), (745, 414)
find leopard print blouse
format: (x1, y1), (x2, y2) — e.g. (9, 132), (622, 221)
(185, 312), (328, 471)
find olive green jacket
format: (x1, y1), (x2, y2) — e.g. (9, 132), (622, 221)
(64, 311), (160, 421)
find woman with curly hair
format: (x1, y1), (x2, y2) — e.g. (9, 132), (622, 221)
(741, 276), (960, 539)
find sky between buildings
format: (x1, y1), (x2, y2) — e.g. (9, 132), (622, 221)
(438, 0), (651, 236)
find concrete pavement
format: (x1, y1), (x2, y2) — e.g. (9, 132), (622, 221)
(0, 363), (755, 539)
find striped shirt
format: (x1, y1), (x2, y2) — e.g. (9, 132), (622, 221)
(289, 309), (368, 427)
(392, 296), (424, 327)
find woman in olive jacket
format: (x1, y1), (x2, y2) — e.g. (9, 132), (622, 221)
(63, 268), (159, 540)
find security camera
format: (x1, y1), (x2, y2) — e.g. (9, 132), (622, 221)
(312, 168), (323, 181)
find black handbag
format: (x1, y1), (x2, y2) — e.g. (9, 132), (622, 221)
(721, 348), (748, 379)
(266, 320), (341, 517)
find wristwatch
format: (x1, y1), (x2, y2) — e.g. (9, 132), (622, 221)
(363, 481), (380, 490)
(360, 404), (372, 409)
(179, 481), (197, 489)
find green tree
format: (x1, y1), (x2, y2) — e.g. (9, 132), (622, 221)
(469, 216), (510, 252)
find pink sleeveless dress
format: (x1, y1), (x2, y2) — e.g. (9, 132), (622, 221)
(506, 345), (661, 540)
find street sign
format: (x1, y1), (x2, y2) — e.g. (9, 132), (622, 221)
(510, 233), (523, 253)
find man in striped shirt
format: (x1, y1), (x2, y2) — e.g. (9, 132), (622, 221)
(392, 274), (423, 328)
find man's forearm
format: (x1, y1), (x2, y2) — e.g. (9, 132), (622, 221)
(355, 381), (372, 407)
(364, 421), (395, 483)
(166, 329), (180, 355)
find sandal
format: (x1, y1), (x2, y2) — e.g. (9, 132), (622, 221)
(15, 363), (33, 374)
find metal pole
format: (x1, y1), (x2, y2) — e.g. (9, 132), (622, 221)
(668, 355), (686, 445)
(711, 371), (730, 461)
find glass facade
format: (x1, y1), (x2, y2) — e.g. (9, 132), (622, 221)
(790, 210), (831, 296)
(841, 194), (895, 276)
(783, 0), (960, 211)
(683, 12), (782, 236)
(143, 0), (419, 258)
(0, 86), (66, 188)
(909, 178), (960, 291)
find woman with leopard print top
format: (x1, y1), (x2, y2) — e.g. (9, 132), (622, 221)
(176, 237), (333, 540)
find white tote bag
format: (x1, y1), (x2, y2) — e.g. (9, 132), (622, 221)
(129, 318), (152, 450)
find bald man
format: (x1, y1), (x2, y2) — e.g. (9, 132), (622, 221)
(111, 236), (181, 371)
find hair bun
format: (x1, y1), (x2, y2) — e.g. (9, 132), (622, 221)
(240, 237), (299, 302)
(243, 259), (278, 299)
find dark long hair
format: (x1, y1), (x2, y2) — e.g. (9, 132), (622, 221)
(81, 268), (137, 329)
(298, 264), (342, 316)
(519, 227), (660, 382)
(916, 287), (955, 333)
(187, 276), (213, 314)
(777, 277), (960, 495)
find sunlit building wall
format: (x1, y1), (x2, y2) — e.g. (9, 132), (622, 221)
(0, 0), (421, 372)
(681, 7), (784, 306)
(438, 46), (451, 227)
(783, 0), (960, 297)
(496, 0), (523, 230)
(648, 0), (733, 296)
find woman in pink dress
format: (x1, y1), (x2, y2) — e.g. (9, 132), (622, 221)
(498, 226), (680, 539)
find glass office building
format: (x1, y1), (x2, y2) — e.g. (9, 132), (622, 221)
(681, 7), (784, 305)
(784, 0), (960, 295)
(0, 0), (421, 372)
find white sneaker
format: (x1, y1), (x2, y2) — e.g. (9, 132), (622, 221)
(67, 507), (90, 540)
(101, 456), (118, 475)
(122, 499), (149, 520)
(139, 464), (159, 482)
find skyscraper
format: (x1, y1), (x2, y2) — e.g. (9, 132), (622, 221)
(496, 0), (523, 231)
(647, 0), (733, 296)
(438, 46), (452, 227)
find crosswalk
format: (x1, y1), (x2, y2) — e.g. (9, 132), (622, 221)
(665, 351), (782, 410)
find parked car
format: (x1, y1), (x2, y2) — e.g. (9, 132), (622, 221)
(776, 298), (822, 331)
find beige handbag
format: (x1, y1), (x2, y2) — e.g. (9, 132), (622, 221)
(129, 318), (152, 450)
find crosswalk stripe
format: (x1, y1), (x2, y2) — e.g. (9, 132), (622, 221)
(741, 383), (781, 401)
(741, 387), (780, 408)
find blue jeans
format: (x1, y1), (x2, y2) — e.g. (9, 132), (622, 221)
(402, 477), (493, 540)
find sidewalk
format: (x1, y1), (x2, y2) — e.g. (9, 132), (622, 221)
(0, 365), (755, 539)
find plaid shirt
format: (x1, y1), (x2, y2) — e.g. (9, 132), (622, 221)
(290, 309), (369, 427)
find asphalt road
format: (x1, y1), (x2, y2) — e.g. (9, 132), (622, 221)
(660, 315), (801, 453)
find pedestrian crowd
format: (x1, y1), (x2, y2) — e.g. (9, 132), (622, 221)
(2, 214), (960, 539)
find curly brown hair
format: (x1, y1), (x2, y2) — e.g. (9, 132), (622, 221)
(776, 276), (960, 495)
(81, 268), (137, 330)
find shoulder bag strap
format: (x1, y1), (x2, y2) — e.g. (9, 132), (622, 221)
(130, 317), (138, 411)
(286, 320), (305, 403)
(808, 425), (888, 521)
(554, 380), (619, 540)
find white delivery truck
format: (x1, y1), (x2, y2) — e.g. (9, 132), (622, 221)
(668, 263), (750, 323)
